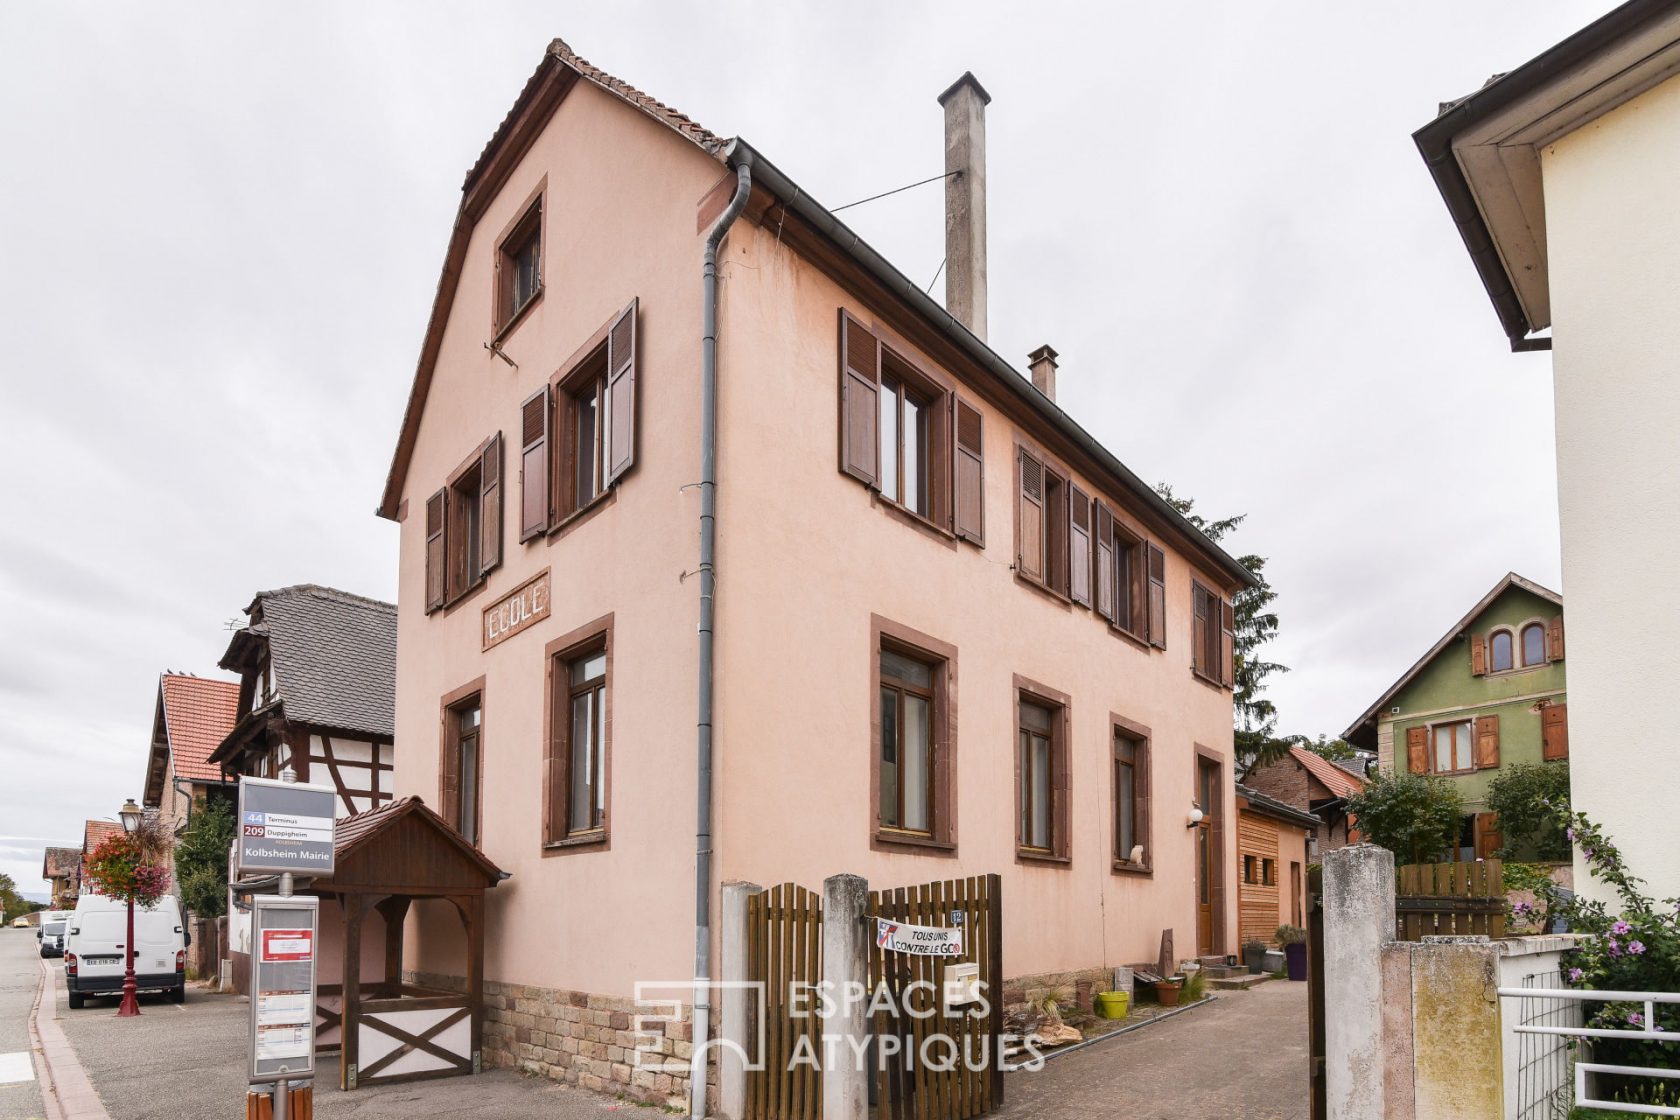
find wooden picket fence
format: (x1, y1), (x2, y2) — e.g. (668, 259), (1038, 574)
(1394, 859), (1506, 941)
(745, 883), (824, 1120)
(868, 874), (1002, 1120)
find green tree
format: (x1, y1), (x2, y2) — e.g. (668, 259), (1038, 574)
(1300, 735), (1357, 763)
(0, 873), (25, 923)
(1155, 484), (1289, 767)
(1485, 761), (1571, 861)
(1344, 770), (1465, 865)
(176, 797), (235, 918)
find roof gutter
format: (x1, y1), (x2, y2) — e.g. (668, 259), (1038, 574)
(1412, 0), (1674, 352)
(723, 139), (1256, 591)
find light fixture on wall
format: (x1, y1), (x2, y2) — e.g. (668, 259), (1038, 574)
(1187, 806), (1205, 829)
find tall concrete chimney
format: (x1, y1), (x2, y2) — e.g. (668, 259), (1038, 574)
(1028, 345), (1058, 402)
(939, 72), (991, 341)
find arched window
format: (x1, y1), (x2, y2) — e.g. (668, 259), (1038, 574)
(1489, 629), (1514, 673)
(1521, 623), (1547, 667)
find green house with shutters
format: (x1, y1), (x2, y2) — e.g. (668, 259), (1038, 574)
(1342, 572), (1568, 861)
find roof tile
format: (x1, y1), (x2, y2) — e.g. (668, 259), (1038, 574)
(159, 674), (241, 783)
(1291, 746), (1367, 800)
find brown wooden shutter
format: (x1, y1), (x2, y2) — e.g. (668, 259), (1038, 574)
(1547, 615), (1565, 662)
(439, 714), (460, 830)
(1069, 484), (1092, 607)
(1191, 586), (1209, 675)
(1018, 450), (1044, 582)
(838, 311), (881, 487)
(603, 298), (638, 486)
(1221, 599), (1236, 688)
(1095, 503), (1116, 623)
(479, 433), (503, 578)
(1147, 544), (1167, 648)
(424, 489), (447, 612)
(1473, 713), (1500, 769)
(1542, 702), (1569, 760)
(1474, 812), (1503, 859)
(544, 663), (566, 844)
(1405, 726), (1428, 773)
(519, 387), (550, 542)
(1470, 633), (1488, 676)
(952, 396), (985, 544)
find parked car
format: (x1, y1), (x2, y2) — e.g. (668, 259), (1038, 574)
(62, 894), (187, 1008)
(12, 916), (36, 929)
(37, 910), (72, 957)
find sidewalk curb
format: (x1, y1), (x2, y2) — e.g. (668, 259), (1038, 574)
(1038, 994), (1220, 1063)
(28, 959), (113, 1120)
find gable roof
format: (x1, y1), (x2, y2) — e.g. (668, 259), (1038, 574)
(375, 38), (1256, 592)
(157, 674), (240, 783)
(218, 585), (396, 740)
(313, 796), (506, 893)
(1414, 0), (1680, 349)
(1237, 783), (1326, 830)
(1289, 745), (1367, 801)
(82, 820), (122, 860)
(1341, 571), (1562, 746)
(42, 847), (80, 880)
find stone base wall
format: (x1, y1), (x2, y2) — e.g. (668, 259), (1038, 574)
(1001, 965), (1114, 1009)
(407, 971), (711, 1112)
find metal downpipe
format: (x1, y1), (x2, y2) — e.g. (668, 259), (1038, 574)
(691, 161), (751, 1118)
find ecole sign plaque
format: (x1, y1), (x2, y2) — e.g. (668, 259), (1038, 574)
(483, 568), (550, 650)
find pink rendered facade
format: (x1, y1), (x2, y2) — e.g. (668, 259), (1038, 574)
(384, 47), (1246, 1047)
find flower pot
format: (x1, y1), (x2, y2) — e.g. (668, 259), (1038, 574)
(1285, 941), (1308, 981)
(1243, 944), (1268, 975)
(1094, 990), (1130, 1019)
(1153, 980), (1182, 1007)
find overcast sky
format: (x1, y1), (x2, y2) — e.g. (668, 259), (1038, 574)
(0, 2), (1601, 895)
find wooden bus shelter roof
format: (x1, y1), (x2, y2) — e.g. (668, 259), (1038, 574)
(306, 796), (506, 897)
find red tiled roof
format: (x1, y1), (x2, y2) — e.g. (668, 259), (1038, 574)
(43, 846), (80, 879)
(159, 674), (241, 783)
(82, 820), (122, 858)
(1291, 745), (1367, 800)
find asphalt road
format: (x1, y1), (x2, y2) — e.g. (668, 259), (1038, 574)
(5, 928), (629, 1120)
(1, 929), (48, 1120)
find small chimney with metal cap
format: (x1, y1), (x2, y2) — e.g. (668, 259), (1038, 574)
(939, 71), (991, 341)
(1029, 345), (1058, 402)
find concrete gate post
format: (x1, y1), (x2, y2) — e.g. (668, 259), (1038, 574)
(1323, 844), (1395, 1120)
(821, 874), (869, 1120)
(718, 881), (763, 1120)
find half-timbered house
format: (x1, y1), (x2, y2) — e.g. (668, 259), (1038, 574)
(209, 584), (396, 816)
(209, 584), (398, 994)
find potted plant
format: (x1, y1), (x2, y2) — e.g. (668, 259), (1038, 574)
(1276, 925), (1308, 981)
(1242, 938), (1268, 975)
(1153, 976), (1184, 1007)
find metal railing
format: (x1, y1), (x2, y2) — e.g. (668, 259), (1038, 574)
(1500, 986), (1680, 1117)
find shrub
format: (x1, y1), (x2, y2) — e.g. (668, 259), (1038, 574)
(1344, 769), (1465, 865)
(1275, 925), (1307, 946)
(1485, 761), (1571, 860)
(1547, 811), (1680, 1106)
(175, 798), (235, 918)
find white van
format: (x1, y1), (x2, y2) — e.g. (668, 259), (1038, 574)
(37, 909), (73, 957)
(63, 893), (188, 1008)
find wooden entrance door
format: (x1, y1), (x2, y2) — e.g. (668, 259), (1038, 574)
(1195, 759), (1218, 956)
(1291, 861), (1304, 927)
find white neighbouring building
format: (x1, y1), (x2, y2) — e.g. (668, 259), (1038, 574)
(1415, 0), (1680, 900)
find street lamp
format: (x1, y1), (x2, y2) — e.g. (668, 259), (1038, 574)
(117, 799), (142, 1018)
